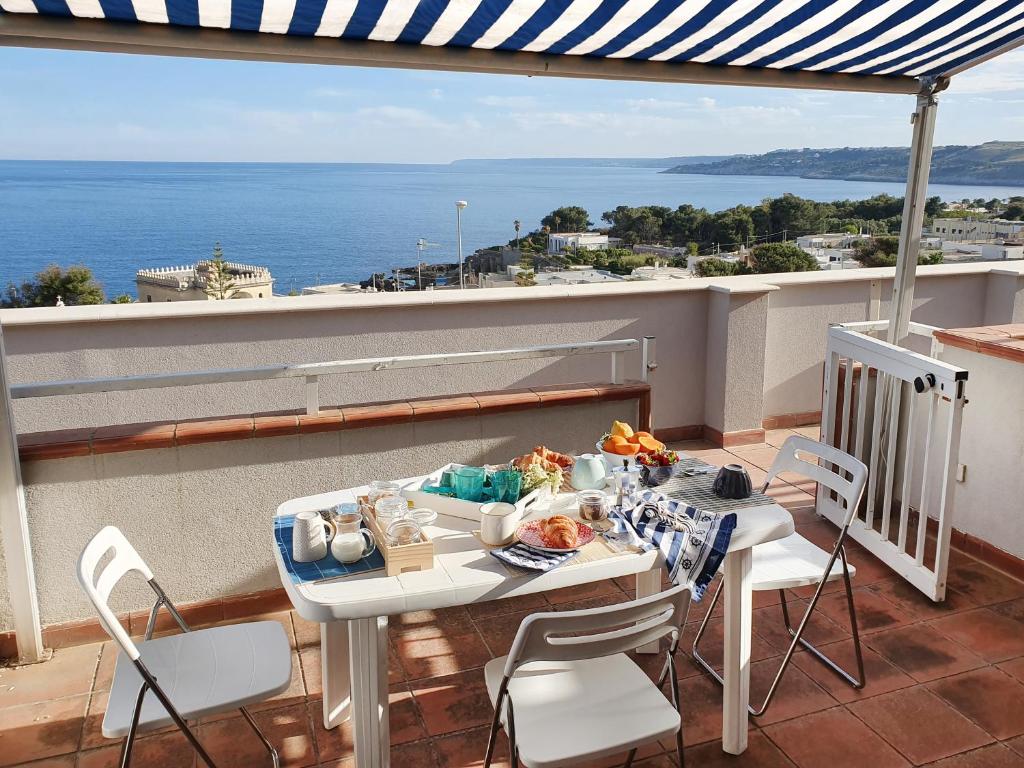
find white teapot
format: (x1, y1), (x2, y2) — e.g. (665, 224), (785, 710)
(570, 453), (608, 491)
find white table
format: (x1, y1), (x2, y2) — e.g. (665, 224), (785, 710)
(274, 478), (793, 767)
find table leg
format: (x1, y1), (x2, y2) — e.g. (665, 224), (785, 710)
(635, 570), (662, 654)
(722, 548), (753, 755)
(321, 621), (351, 730)
(349, 616), (391, 768)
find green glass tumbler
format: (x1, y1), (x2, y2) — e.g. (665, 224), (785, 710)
(492, 469), (523, 504)
(452, 466), (486, 502)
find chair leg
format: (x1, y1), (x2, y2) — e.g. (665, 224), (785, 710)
(668, 656), (686, 768)
(689, 576), (723, 682)
(119, 682), (148, 768)
(484, 681), (509, 768)
(239, 706), (280, 767)
(779, 551), (865, 689)
(132, 661), (218, 767)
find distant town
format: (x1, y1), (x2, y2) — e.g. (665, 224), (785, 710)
(3, 191), (1023, 307)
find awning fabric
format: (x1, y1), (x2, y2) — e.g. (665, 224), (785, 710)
(1, 0), (1022, 80)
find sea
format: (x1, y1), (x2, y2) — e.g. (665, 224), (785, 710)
(2, 160), (1021, 299)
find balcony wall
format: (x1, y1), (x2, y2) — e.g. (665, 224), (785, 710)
(3, 263), (1021, 439)
(2, 262), (1023, 639)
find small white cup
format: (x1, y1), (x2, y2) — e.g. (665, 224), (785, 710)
(293, 510), (335, 563)
(480, 502), (520, 546)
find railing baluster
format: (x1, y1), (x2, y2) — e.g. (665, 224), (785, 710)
(916, 392), (938, 567)
(611, 351), (624, 384)
(306, 376), (320, 417)
(865, 370), (886, 532)
(854, 362), (870, 465)
(897, 392), (917, 554)
(880, 379), (903, 543)
(840, 357), (854, 457)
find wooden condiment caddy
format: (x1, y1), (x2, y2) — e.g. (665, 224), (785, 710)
(358, 496), (436, 577)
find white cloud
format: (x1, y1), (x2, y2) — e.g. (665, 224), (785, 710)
(477, 95), (538, 109)
(948, 51), (1024, 94)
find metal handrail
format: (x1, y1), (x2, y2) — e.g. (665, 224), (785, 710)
(10, 337), (656, 417)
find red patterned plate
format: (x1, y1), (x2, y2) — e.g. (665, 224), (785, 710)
(516, 518), (595, 553)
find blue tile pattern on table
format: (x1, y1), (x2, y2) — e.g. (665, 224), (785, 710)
(275, 514), (386, 584)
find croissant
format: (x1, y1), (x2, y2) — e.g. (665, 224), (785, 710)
(541, 515), (579, 549)
(532, 445), (575, 469)
(513, 452), (561, 473)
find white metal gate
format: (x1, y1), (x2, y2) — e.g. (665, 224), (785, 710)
(821, 321), (968, 601)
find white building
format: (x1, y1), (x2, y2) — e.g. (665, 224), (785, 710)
(630, 264), (691, 281)
(796, 233), (871, 250)
(931, 218), (1024, 241)
(981, 243), (1024, 260)
(136, 260), (273, 302)
(301, 283), (370, 295)
(533, 268), (625, 286)
(546, 232), (622, 254)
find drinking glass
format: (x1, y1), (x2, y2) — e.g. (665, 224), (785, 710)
(452, 466), (486, 502)
(368, 480), (401, 506)
(576, 489), (611, 531)
(374, 496), (409, 527)
(491, 469), (522, 504)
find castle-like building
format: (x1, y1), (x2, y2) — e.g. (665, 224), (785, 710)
(136, 260), (274, 302)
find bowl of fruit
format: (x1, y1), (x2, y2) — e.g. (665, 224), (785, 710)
(636, 449), (681, 487)
(597, 421), (666, 472)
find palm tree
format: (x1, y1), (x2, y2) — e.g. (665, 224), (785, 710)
(514, 219), (521, 250)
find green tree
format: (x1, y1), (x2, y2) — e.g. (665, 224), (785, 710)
(695, 257), (745, 277)
(749, 243), (819, 274)
(541, 206), (591, 233)
(2, 264), (105, 307)
(1003, 203), (1024, 221)
(515, 269), (536, 287)
(202, 242), (237, 300)
(112, 294), (135, 304)
(851, 236), (943, 267)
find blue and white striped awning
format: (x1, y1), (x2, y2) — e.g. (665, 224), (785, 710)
(2, 0), (1023, 89)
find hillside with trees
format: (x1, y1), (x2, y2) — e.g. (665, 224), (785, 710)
(664, 142), (1024, 186)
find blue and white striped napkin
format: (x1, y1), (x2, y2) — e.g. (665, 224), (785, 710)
(490, 542), (579, 572)
(612, 490), (736, 600)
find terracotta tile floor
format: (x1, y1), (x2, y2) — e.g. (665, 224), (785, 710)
(5, 431), (1024, 767)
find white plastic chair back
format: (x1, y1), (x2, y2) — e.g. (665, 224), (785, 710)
(77, 525), (154, 661)
(764, 435), (868, 529)
(504, 584), (690, 677)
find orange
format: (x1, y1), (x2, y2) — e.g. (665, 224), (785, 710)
(636, 435), (665, 453)
(611, 442), (641, 456)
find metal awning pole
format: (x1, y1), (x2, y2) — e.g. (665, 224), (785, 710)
(887, 77), (943, 345)
(0, 322), (45, 663)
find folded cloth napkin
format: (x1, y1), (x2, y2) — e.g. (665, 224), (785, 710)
(490, 542), (578, 572)
(613, 489), (736, 600)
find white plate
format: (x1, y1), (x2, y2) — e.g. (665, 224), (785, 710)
(516, 518), (596, 553)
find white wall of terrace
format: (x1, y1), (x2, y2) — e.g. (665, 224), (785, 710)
(3, 262), (1022, 441)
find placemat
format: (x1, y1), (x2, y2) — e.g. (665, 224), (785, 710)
(274, 514), (386, 584)
(472, 530), (633, 570)
(658, 457), (774, 512)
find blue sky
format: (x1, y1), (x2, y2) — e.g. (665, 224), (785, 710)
(1, 45), (1021, 163)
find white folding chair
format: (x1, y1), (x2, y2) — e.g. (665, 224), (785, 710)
(77, 525), (292, 768)
(483, 584), (691, 768)
(692, 435), (868, 716)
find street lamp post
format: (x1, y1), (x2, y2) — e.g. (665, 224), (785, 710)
(455, 200), (468, 289)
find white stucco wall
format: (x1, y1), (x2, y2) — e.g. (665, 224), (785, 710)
(943, 346), (1024, 562)
(0, 398), (637, 631)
